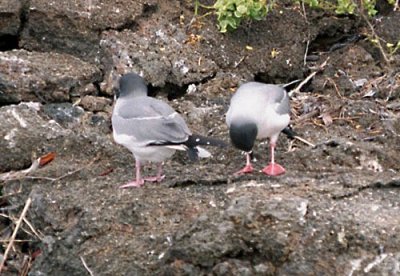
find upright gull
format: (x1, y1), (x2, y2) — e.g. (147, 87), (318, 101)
(112, 73), (226, 188)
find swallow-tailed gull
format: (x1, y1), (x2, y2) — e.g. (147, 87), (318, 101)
(112, 73), (226, 188)
(226, 81), (290, 176)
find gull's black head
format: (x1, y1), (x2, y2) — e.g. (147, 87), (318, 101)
(229, 122), (258, 152)
(116, 73), (148, 99)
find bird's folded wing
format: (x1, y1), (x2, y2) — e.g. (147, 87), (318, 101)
(112, 98), (191, 146)
(274, 91), (290, 115)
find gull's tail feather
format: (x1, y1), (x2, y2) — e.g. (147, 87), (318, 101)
(149, 134), (227, 162)
(185, 134), (228, 148)
(185, 134), (227, 161)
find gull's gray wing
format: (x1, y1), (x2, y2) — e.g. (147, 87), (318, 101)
(265, 85), (290, 115)
(227, 82), (290, 126)
(233, 82), (290, 115)
(112, 96), (191, 146)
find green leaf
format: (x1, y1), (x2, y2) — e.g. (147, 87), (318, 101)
(237, 4), (248, 14)
(226, 16), (239, 28)
(335, 0), (356, 14)
(218, 20), (229, 33)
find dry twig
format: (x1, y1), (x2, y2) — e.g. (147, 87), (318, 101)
(360, 13), (391, 65)
(293, 109), (320, 124)
(304, 39), (310, 66)
(325, 77), (343, 98)
(2, 155), (99, 184)
(289, 57), (330, 96)
(0, 239), (34, 243)
(0, 197), (32, 273)
(23, 218), (44, 240)
(19, 255), (32, 276)
(0, 152), (55, 182)
(80, 256), (95, 276)
(292, 135), (316, 147)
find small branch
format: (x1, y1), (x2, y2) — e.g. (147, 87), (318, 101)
(293, 135), (316, 147)
(360, 12), (391, 65)
(24, 176), (56, 181)
(0, 197), (32, 273)
(293, 109), (320, 124)
(2, 156), (99, 184)
(23, 218), (44, 240)
(194, 0), (214, 18)
(289, 57), (330, 96)
(0, 239), (34, 243)
(234, 56), (246, 68)
(301, 1), (308, 21)
(50, 167), (86, 183)
(304, 39), (310, 66)
(0, 152), (55, 182)
(80, 256), (95, 276)
(0, 160), (39, 182)
(325, 77), (343, 98)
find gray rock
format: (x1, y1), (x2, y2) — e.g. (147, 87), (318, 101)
(0, 102), (70, 172)
(161, 192), (309, 273)
(100, 28), (219, 89)
(0, 0), (21, 36)
(41, 103), (85, 127)
(20, 0), (157, 62)
(0, 50), (101, 104)
(212, 259), (254, 276)
(278, 185), (400, 275)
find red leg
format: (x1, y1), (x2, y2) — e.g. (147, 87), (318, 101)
(234, 153), (254, 175)
(143, 163), (165, 182)
(119, 159), (145, 188)
(262, 143), (285, 176)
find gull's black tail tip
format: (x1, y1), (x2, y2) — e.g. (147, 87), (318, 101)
(282, 125), (297, 139)
(185, 134), (227, 162)
(186, 134), (228, 148)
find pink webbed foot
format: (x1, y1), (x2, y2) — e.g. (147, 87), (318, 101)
(119, 179), (145, 189)
(234, 164), (254, 176)
(143, 175), (165, 183)
(262, 163), (286, 176)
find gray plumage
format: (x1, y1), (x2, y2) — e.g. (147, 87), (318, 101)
(225, 81), (290, 176)
(226, 82), (290, 144)
(113, 96), (191, 148)
(112, 73), (194, 163)
(111, 73), (226, 187)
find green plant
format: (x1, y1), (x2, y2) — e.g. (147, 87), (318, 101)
(301, 0), (320, 8)
(335, 0), (357, 14)
(333, 0), (378, 16)
(194, 0), (397, 33)
(213, 0), (274, 32)
(363, 0), (378, 16)
(300, 0), (384, 17)
(387, 41), (400, 55)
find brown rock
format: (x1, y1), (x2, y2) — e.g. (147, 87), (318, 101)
(79, 95), (112, 112)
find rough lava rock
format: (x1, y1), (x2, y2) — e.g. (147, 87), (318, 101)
(0, 49), (101, 104)
(0, 102), (70, 172)
(1, 0), (400, 275)
(0, 0), (22, 37)
(100, 27), (220, 87)
(98, 0), (326, 94)
(20, 0), (157, 62)
(162, 193), (308, 274)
